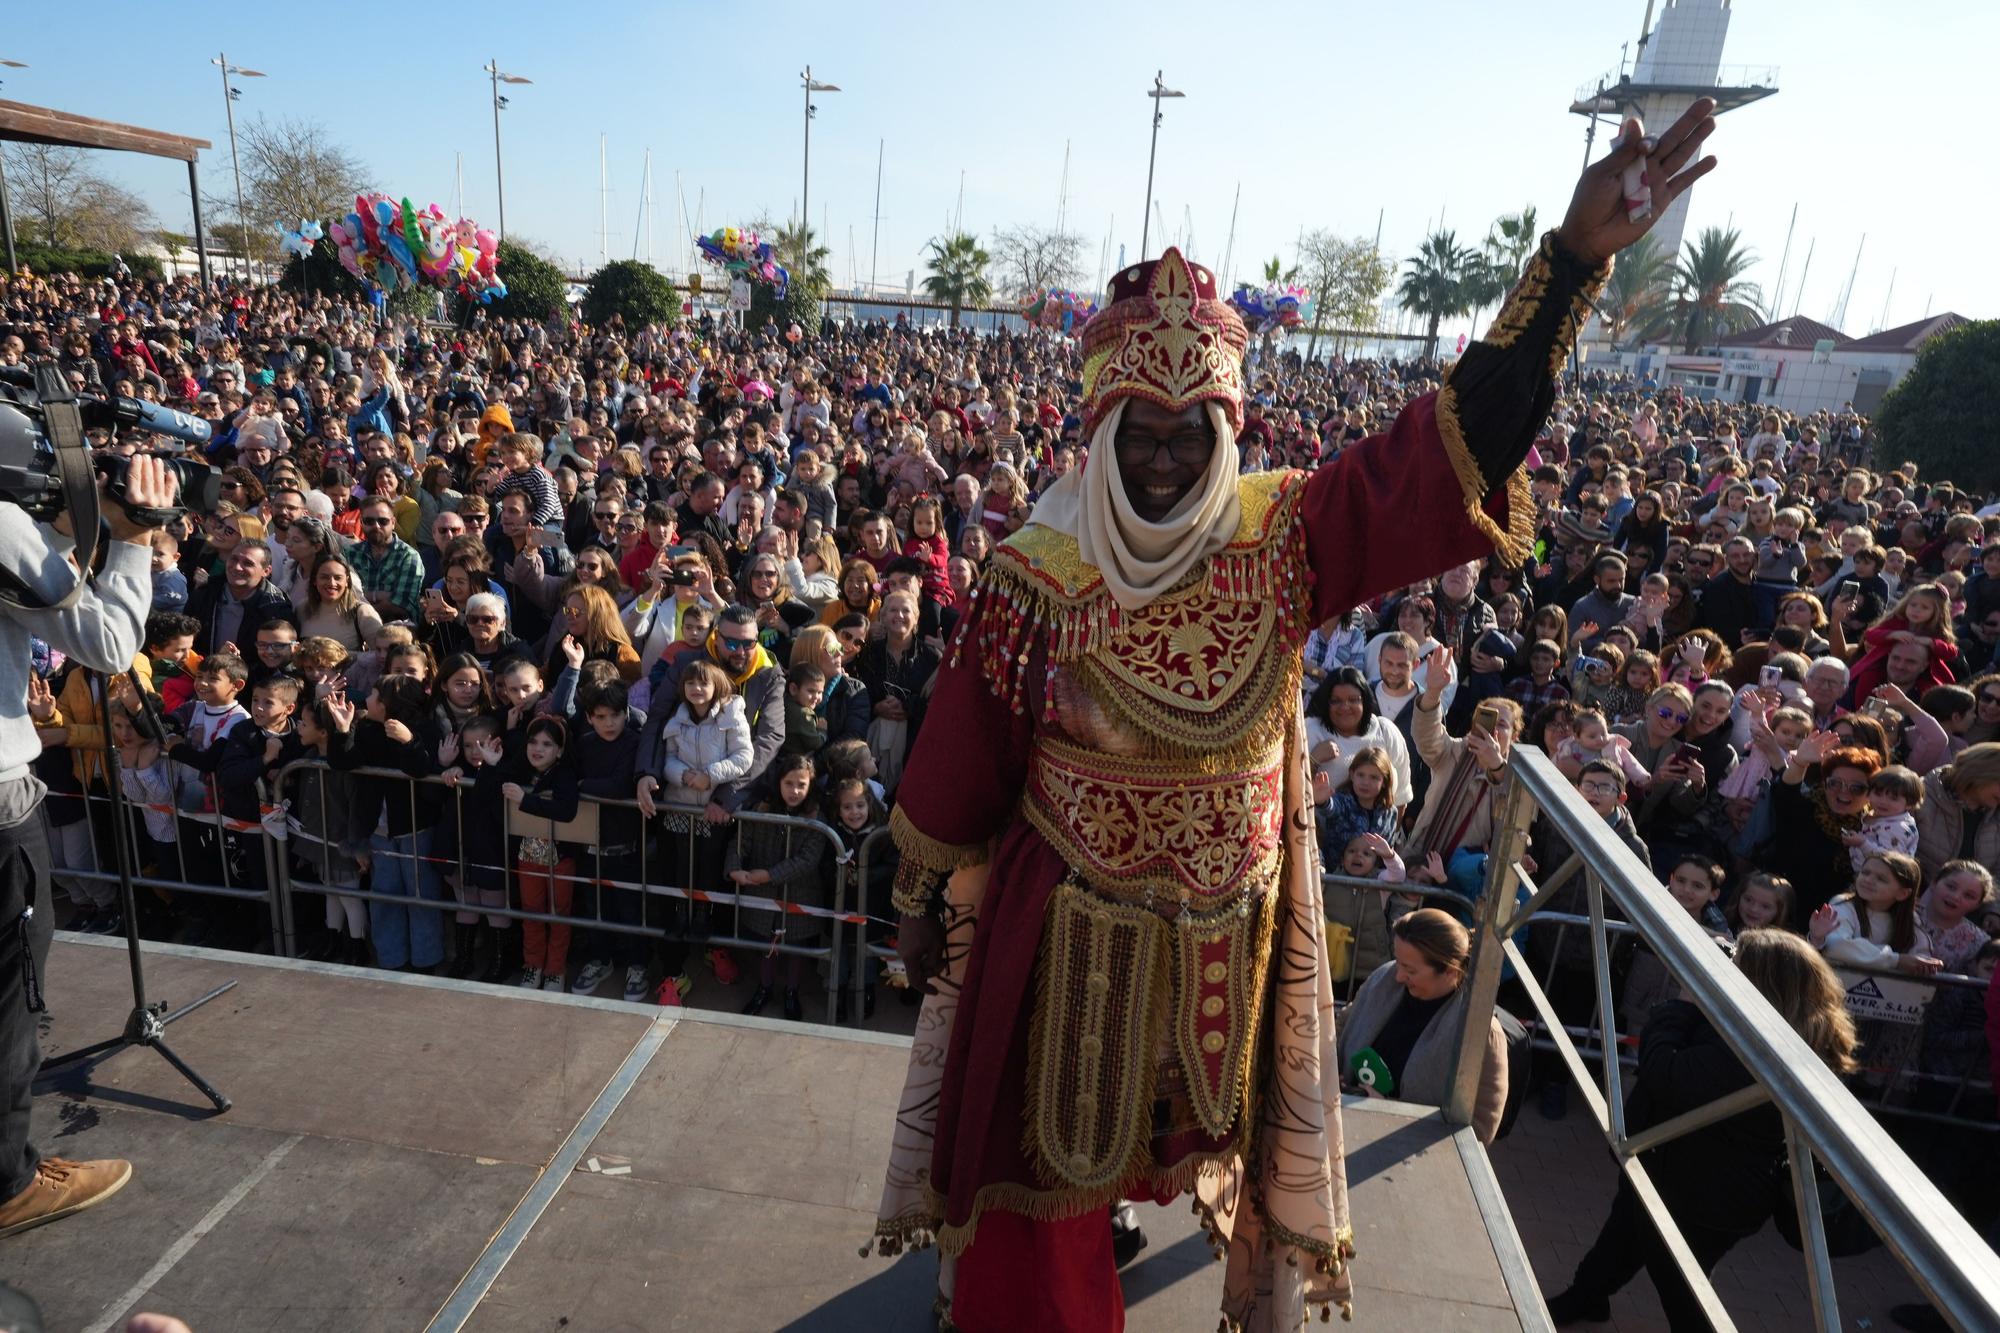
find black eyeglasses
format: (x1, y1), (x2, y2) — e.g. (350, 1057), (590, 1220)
(1115, 433), (1210, 466)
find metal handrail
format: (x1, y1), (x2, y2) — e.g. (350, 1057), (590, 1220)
(1445, 745), (2000, 1332)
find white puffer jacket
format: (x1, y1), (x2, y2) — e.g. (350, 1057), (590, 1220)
(659, 695), (754, 808)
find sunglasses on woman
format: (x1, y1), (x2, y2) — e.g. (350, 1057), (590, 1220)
(1655, 707), (1690, 726)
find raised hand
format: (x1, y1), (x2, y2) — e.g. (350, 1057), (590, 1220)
(325, 691), (355, 732)
(1808, 903), (1838, 946)
(1556, 98), (1719, 267)
(26, 674), (57, 724)
(561, 634), (586, 670)
(438, 732), (460, 768)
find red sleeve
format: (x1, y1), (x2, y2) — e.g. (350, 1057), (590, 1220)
(888, 593), (1037, 872)
(1301, 390), (1532, 621)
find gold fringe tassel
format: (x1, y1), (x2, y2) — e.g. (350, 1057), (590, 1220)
(1434, 381), (1536, 569)
(888, 806), (988, 916)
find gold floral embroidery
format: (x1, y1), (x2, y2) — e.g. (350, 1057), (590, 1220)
(1080, 249), (1248, 433)
(1024, 735), (1285, 903)
(1480, 255), (1549, 350)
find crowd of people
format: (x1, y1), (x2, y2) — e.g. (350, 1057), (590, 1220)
(6, 264), (1997, 1113)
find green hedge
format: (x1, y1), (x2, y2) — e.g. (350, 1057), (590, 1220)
(11, 243), (163, 280)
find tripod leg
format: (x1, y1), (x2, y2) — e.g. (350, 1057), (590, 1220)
(159, 980), (238, 1028)
(148, 1035), (232, 1113)
(40, 1033), (129, 1070)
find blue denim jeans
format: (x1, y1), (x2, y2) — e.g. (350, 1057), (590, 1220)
(368, 829), (447, 968)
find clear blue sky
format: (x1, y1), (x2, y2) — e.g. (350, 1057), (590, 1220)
(5, 0), (1991, 337)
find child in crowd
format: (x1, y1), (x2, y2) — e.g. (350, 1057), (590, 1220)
(1721, 702), (1811, 833)
(246, 619), (300, 689)
(1315, 746), (1398, 867)
(567, 681), (652, 1003)
(1569, 643), (1624, 715)
(505, 716), (582, 993)
(141, 613), (202, 715)
(1915, 860), (1995, 973)
(783, 661), (829, 757)
(1504, 639), (1569, 711)
(1338, 831), (1406, 885)
(1724, 871), (1796, 936)
(492, 659), (548, 753)
(1601, 649), (1658, 724)
(1844, 765), (1923, 871)
(822, 737), (886, 806)
(1554, 708), (1651, 790)
(150, 529), (188, 612)
(726, 752), (832, 1021)
(1623, 855), (1731, 1028)
(325, 674), (448, 972)
(636, 658), (753, 997)
(290, 698), (373, 965)
(643, 603), (713, 707)
(1809, 851), (1940, 974)
(830, 775), (892, 1021)
(435, 716), (515, 983)
(902, 496), (951, 605)
(165, 651), (251, 936)
(291, 636), (352, 698)
(1752, 506), (1809, 622)
(109, 699), (185, 897)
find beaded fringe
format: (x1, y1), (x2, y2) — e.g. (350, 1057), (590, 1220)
(948, 516), (1316, 719)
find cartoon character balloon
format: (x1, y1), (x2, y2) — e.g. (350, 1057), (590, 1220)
(1228, 283), (1316, 336)
(695, 226), (790, 300)
(318, 193), (506, 302)
(1023, 289), (1096, 333)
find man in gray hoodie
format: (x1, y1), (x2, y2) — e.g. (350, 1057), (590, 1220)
(0, 456), (174, 1239)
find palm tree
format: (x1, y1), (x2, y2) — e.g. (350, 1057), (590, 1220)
(922, 232), (992, 327)
(1261, 255), (1297, 286)
(1483, 205), (1538, 282)
(772, 220), (831, 294)
(1460, 253), (1512, 341)
(1397, 230), (1477, 357)
(1662, 227), (1766, 351)
(1601, 233), (1676, 346)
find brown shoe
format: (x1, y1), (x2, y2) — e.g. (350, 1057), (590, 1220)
(0, 1157), (134, 1238)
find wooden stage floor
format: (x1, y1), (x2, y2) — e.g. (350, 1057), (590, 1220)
(17, 935), (1547, 1331)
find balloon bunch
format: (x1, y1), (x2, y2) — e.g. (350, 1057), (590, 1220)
(326, 194), (507, 303)
(1228, 284), (1315, 335)
(695, 226), (789, 298)
(275, 219), (324, 260)
(1022, 289), (1096, 333)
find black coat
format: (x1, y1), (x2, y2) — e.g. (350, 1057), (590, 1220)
(186, 577), (297, 655)
(1623, 1001), (1788, 1237)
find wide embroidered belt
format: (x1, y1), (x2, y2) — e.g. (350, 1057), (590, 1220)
(1022, 736), (1286, 912)
(1027, 877), (1278, 1192)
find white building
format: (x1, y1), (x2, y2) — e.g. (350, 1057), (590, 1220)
(1615, 312), (1969, 415)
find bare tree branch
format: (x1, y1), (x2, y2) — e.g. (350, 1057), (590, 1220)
(0, 142), (155, 252)
(990, 225), (1086, 301)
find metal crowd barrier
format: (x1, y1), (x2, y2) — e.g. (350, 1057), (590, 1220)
(1435, 745), (2000, 1333)
(275, 759), (857, 1022)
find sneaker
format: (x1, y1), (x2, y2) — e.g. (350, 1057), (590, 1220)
(0, 1157), (134, 1238)
(89, 911), (124, 936)
(622, 965), (650, 1003)
(542, 972), (567, 993)
(572, 959), (613, 995)
(66, 910), (99, 934)
(706, 947), (740, 986)
(517, 967), (544, 990)
(654, 976), (685, 1007)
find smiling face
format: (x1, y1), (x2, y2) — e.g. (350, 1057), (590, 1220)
(1113, 398), (1214, 524)
(1929, 870), (1988, 924)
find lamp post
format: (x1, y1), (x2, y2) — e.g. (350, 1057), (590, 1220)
(0, 59), (26, 275)
(800, 66), (839, 242)
(483, 60), (532, 240)
(211, 54), (266, 285)
(1139, 71), (1184, 261)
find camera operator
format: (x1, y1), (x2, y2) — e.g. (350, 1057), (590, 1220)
(0, 456), (175, 1238)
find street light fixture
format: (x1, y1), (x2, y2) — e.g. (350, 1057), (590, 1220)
(0, 58), (25, 275)
(800, 66), (839, 249)
(483, 60), (532, 241)
(211, 54), (266, 286)
(1139, 71), (1184, 260)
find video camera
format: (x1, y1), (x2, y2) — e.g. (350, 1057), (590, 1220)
(0, 362), (220, 528)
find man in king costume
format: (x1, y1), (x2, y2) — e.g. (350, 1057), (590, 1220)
(864, 104), (1721, 1331)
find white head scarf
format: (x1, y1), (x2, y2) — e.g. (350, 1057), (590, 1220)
(1028, 399), (1242, 611)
